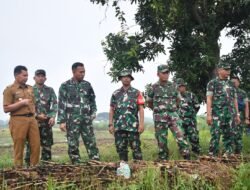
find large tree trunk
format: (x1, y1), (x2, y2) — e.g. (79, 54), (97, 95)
(204, 30), (220, 79)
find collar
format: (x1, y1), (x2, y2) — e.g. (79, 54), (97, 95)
(120, 86), (132, 92)
(216, 76), (228, 81)
(70, 78), (84, 84)
(13, 81), (28, 89)
(33, 84), (47, 89)
(157, 80), (170, 86)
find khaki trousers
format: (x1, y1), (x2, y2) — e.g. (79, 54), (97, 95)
(9, 116), (40, 166)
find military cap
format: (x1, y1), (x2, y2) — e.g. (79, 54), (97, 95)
(217, 61), (231, 69)
(118, 69), (134, 80)
(175, 78), (187, 87)
(231, 75), (240, 81)
(35, 69), (46, 76)
(157, 64), (169, 73)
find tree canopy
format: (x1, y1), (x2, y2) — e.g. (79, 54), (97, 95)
(90, 0), (250, 101)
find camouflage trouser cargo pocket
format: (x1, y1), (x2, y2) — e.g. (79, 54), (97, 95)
(115, 130), (142, 161)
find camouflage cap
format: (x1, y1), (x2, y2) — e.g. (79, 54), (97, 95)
(157, 64), (169, 73)
(217, 61), (231, 69)
(175, 78), (187, 87)
(231, 75), (240, 81)
(118, 69), (134, 80)
(35, 69), (46, 76)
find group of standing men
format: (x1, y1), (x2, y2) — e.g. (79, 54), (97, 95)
(3, 66), (58, 167)
(2, 61), (249, 167)
(3, 63), (100, 167)
(206, 61), (249, 157)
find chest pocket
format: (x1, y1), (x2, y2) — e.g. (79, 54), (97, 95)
(67, 86), (80, 103)
(214, 84), (224, 95)
(15, 89), (33, 101)
(14, 90), (24, 101)
(180, 97), (189, 108)
(115, 91), (137, 112)
(127, 92), (137, 110)
(40, 90), (50, 104)
(154, 87), (176, 102)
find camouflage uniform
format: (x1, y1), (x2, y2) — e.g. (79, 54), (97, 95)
(246, 93), (250, 135)
(234, 88), (248, 154)
(177, 80), (201, 154)
(25, 84), (57, 162)
(146, 65), (190, 160)
(206, 63), (237, 156)
(57, 79), (99, 163)
(110, 70), (144, 161)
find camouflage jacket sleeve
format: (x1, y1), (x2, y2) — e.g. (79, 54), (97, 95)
(110, 93), (116, 108)
(57, 83), (67, 124)
(206, 80), (214, 96)
(192, 92), (200, 113)
(32, 87), (41, 114)
(88, 84), (97, 115)
(146, 84), (154, 102)
(47, 87), (58, 118)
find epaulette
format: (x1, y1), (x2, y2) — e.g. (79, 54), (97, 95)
(113, 89), (121, 96)
(5, 84), (12, 89)
(26, 84), (32, 88)
(82, 80), (91, 85)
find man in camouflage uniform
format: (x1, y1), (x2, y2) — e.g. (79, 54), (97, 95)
(247, 93), (250, 135)
(231, 76), (249, 154)
(146, 65), (190, 160)
(25, 69), (58, 164)
(109, 70), (144, 162)
(206, 61), (240, 157)
(57, 62), (99, 164)
(176, 78), (201, 155)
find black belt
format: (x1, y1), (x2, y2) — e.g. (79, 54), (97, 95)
(12, 113), (34, 117)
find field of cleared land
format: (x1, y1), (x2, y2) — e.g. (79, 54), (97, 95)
(0, 117), (250, 189)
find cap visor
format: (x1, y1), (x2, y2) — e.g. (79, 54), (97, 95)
(118, 75), (134, 80)
(160, 69), (169, 72)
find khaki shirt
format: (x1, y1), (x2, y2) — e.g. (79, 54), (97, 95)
(3, 82), (36, 115)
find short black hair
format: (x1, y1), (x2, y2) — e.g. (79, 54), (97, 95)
(72, 62), (84, 70)
(14, 65), (27, 76)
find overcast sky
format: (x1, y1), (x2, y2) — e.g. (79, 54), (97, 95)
(0, 0), (234, 120)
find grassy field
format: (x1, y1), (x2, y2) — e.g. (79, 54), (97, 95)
(0, 117), (250, 189)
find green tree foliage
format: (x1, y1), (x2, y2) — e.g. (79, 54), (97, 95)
(90, 0), (250, 101)
(224, 21), (250, 94)
(102, 32), (165, 81)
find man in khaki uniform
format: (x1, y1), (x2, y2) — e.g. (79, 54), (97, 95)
(3, 65), (40, 167)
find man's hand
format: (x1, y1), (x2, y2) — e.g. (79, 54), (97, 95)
(207, 115), (212, 126)
(91, 113), (96, 121)
(20, 99), (30, 106)
(138, 124), (144, 134)
(48, 117), (55, 127)
(59, 123), (67, 132)
(108, 124), (115, 135)
(235, 115), (241, 125)
(36, 113), (48, 121)
(245, 118), (250, 125)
